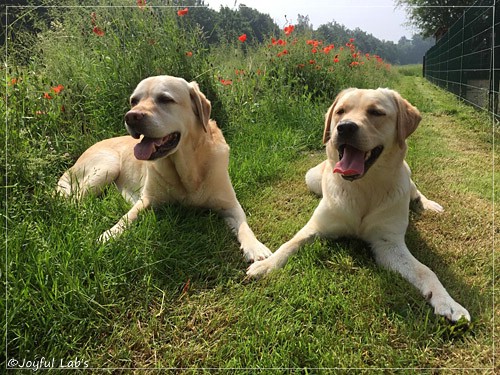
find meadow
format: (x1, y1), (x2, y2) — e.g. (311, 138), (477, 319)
(3, 4), (497, 372)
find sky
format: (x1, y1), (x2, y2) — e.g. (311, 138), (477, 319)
(205, 0), (417, 43)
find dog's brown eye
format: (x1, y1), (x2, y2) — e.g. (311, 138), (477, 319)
(368, 108), (385, 116)
(336, 108), (345, 115)
(130, 97), (139, 107)
(157, 95), (174, 104)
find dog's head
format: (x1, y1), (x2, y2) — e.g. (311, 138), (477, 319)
(322, 88), (421, 181)
(125, 75), (211, 161)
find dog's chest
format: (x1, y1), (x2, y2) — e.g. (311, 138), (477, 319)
(324, 177), (410, 238)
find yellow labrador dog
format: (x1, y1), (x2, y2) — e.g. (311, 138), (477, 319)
(247, 88), (470, 322)
(57, 75), (271, 263)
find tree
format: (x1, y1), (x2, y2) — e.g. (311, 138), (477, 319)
(396, 0), (478, 39)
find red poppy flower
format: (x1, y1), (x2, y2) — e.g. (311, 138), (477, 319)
(177, 8), (188, 16)
(322, 44), (334, 54)
(43, 92), (53, 99)
(277, 49), (289, 57)
(137, 0), (146, 8)
(238, 34), (247, 43)
(220, 79), (233, 86)
(93, 26), (104, 36)
(185, 51), (193, 57)
(9, 78), (18, 85)
(284, 25), (295, 36)
(51, 84), (64, 94)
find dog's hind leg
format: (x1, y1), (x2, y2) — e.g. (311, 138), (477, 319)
(305, 160), (327, 197)
(57, 150), (121, 200)
(409, 179), (443, 213)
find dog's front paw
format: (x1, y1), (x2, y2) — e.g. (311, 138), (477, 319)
(98, 230), (113, 243)
(246, 256), (279, 279)
(432, 295), (471, 322)
(422, 198), (444, 213)
(242, 241), (273, 263)
(98, 223), (125, 243)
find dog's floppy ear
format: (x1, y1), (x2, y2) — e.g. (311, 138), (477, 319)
(390, 89), (421, 148)
(189, 81), (211, 132)
(323, 88), (354, 144)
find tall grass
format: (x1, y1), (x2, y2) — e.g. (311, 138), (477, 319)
(3, 2), (495, 371)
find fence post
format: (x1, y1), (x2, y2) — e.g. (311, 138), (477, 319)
(459, 10), (466, 100)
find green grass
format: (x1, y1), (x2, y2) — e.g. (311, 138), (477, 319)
(3, 4), (497, 372)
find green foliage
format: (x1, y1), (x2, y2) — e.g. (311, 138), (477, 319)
(396, 0), (479, 38)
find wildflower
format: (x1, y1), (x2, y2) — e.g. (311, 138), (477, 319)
(311, 48), (317, 54)
(51, 84), (64, 94)
(137, 0), (146, 8)
(349, 38), (355, 43)
(277, 49), (289, 57)
(309, 59), (316, 65)
(306, 39), (321, 47)
(93, 26), (104, 36)
(297, 64), (305, 69)
(220, 79), (233, 86)
(185, 51), (193, 57)
(333, 56), (340, 63)
(284, 25), (295, 36)
(322, 44), (334, 54)
(43, 92), (53, 99)
(238, 34), (247, 43)
(9, 78), (18, 85)
(177, 8), (188, 16)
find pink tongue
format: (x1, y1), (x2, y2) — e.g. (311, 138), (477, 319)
(333, 145), (365, 176)
(134, 137), (162, 160)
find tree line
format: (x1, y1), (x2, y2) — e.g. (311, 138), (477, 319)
(2, 0), (435, 65)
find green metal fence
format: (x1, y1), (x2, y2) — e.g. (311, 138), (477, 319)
(423, 0), (499, 118)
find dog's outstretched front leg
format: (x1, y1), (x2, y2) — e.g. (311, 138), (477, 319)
(371, 238), (470, 322)
(246, 219), (319, 278)
(220, 203), (272, 262)
(98, 197), (151, 242)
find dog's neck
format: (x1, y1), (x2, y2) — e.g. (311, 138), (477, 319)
(168, 126), (211, 193)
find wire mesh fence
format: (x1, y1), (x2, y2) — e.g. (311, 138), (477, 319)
(423, 0), (499, 119)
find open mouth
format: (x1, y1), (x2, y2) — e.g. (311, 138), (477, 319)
(333, 144), (383, 181)
(133, 132), (181, 161)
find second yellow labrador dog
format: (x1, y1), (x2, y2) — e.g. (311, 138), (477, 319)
(57, 75), (272, 263)
(247, 88), (470, 322)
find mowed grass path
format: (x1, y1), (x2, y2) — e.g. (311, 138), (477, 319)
(6, 73), (497, 371)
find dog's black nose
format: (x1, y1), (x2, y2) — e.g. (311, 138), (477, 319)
(125, 110), (145, 126)
(337, 121), (359, 137)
